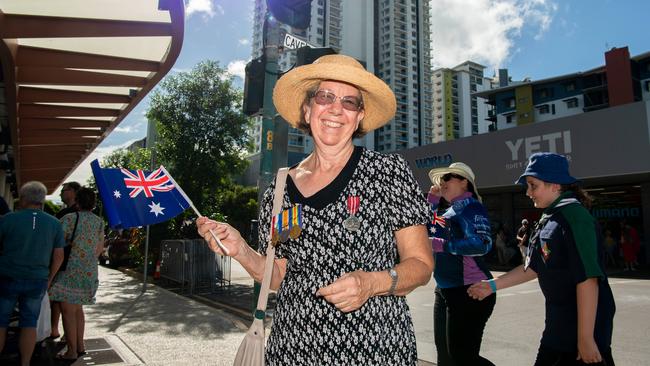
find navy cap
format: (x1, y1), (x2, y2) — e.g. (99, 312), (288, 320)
(516, 152), (578, 185)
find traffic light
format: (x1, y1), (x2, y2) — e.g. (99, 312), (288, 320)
(295, 46), (337, 66)
(243, 54), (266, 116)
(266, 0), (312, 29)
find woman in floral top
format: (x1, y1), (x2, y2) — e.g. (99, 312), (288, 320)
(50, 187), (104, 361)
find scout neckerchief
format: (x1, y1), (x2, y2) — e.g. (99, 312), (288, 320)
(523, 195), (580, 271)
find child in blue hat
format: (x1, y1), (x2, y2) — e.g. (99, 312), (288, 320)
(468, 152), (616, 366)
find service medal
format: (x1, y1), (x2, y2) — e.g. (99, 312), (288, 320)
(289, 204), (303, 239)
(343, 195), (361, 232)
(343, 215), (361, 232)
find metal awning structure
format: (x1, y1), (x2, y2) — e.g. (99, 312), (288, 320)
(0, 0), (184, 194)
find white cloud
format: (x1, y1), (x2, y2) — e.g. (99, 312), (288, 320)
(227, 59), (248, 80)
(238, 38), (250, 46)
(114, 125), (136, 133)
(186, 0), (216, 18)
(430, 0), (557, 69)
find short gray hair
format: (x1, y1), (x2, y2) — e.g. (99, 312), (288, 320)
(20, 181), (47, 205)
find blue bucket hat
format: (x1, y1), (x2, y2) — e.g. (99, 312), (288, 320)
(516, 152), (578, 185)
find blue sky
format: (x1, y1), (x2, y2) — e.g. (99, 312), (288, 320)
(55, 0), (650, 198)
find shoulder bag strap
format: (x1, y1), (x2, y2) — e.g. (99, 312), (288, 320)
(68, 212), (80, 244)
(254, 168), (289, 318)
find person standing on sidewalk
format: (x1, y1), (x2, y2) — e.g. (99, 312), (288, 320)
(49, 187), (104, 362)
(427, 162), (496, 366)
(0, 181), (65, 366)
(51, 181), (81, 340)
(198, 54), (433, 365)
(468, 153), (616, 366)
(516, 219), (531, 262)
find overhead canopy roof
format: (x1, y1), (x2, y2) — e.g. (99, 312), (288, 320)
(0, 0), (184, 193)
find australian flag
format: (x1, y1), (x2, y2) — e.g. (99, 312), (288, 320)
(91, 159), (191, 229)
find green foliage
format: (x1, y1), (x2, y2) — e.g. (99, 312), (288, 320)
(147, 60), (253, 215)
(43, 200), (60, 216)
(215, 184), (258, 237)
(91, 61), (259, 271)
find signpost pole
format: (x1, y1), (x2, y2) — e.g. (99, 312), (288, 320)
(253, 13), (283, 313)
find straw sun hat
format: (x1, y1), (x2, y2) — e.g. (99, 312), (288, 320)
(428, 162), (482, 202)
(272, 54), (397, 132)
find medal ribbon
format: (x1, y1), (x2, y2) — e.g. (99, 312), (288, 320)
(291, 204), (301, 228)
(347, 196), (360, 216)
(282, 208), (289, 232)
(271, 215), (277, 238)
(275, 211), (282, 235)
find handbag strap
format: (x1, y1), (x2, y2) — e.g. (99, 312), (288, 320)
(254, 167), (289, 319)
(68, 212), (80, 244)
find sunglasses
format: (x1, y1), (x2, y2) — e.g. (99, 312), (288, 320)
(311, 90), (363, 112)
(442, 173), (465, 182)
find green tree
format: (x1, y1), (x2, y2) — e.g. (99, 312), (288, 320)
(147, 60), (252, 215)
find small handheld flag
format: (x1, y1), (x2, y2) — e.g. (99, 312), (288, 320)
(91, 160), (228, 254)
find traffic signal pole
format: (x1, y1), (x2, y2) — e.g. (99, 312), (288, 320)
(254, 14), (288, 313)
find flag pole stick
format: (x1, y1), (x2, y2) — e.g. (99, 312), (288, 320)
(159, 166), (229, 255)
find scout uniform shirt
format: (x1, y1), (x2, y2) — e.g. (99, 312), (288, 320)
(528, 192), (615, 353)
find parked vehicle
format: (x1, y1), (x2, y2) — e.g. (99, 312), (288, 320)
(102, 229), (131, 268)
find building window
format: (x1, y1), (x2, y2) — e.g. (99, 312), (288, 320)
(505, 114), (514, 123)
(539, 88), (554, 98)
(537, 104), (550, 114)
(565, 82), (576, 91)
(645, 80), (650, 92)
(565, 98), (579, 108)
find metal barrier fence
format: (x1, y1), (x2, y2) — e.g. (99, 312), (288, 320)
(159, 239), (231, 294)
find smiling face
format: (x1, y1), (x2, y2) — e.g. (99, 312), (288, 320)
(303, 81), (365, 150)
(525, 176), (561, 209)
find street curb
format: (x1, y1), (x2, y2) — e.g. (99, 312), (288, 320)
(192, 294), (255, 323)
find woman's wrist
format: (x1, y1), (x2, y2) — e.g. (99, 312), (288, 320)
(487, 278), (497, 293)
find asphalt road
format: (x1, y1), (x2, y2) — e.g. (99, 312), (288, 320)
(407, 272), (650, 365)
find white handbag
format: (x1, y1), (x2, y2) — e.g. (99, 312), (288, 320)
(36, 293), (52, 342)
(233, 168), (288, 366)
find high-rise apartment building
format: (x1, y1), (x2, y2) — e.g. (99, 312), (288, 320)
(373, 0), (433, 152)
(431, 61), (493, 142)
(250, 0), (432, 156)
(250, 0), (345, 158)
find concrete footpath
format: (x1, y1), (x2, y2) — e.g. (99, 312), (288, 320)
(85, 265), (434, 365)
(74, 266), (248, 365)
(76, 266), (248, 365)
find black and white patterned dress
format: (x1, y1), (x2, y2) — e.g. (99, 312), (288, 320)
(258, 146), (429, 366)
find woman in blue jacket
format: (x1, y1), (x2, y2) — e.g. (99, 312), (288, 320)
(428, 162), (495, 366)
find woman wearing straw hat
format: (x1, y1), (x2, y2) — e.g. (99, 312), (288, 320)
(468, 153), (616, 365)
(197, 54), (433, 365)
(427, 162), (496, 366)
